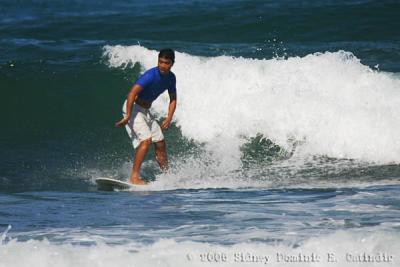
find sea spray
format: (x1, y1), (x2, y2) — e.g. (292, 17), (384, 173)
(1, 225), (12, 245)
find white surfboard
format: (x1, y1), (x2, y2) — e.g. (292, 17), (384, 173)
(95, 177), (148, 191)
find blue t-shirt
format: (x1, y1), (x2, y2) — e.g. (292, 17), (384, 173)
(135, 67), (176, 102)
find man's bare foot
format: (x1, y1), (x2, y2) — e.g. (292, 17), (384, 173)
(130, 177), (147, 185)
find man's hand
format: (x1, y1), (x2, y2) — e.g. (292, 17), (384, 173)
(161, 118), (172, 130)
(115, 117), (130, 128)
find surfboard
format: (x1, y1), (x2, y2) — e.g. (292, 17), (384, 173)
(95, 177), (146, 191)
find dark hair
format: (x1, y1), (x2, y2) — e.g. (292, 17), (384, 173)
(158, 48), (175, 63)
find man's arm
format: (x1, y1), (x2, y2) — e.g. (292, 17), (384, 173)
(115, 84), (142, 128)
(161, 93), (177, 130)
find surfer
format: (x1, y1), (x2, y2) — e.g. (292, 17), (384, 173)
(115, 49), (177, 185)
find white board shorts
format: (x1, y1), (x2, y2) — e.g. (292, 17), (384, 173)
(122, 100), (164, 149)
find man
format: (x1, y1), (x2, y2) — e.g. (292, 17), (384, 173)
(115, 49), (177, 185)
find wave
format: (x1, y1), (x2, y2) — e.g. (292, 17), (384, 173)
(1, 230), (399, 267)
(104, 45), (400, 166)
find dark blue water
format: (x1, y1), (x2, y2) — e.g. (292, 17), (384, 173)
(3, 185), (400, 244)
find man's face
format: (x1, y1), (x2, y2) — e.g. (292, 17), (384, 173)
(158, 57), (173, 75)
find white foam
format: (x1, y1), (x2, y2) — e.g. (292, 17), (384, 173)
(104, 154), (399, 191)
(1, 231), (399, 267)
(104, 45), (400, 165)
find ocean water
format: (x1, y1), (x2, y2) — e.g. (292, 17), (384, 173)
(1, 0), (400, 266)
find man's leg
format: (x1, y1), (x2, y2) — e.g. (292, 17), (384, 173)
(130, 138), (152, 184)
(154, 140), (168, 171)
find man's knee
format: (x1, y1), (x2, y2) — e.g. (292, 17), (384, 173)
(140, 138), (152, 148)
(154, 140), (166, 151)
(155, 141), (167, 158)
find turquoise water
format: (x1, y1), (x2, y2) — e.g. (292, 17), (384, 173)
(1, 1), (400, 266)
